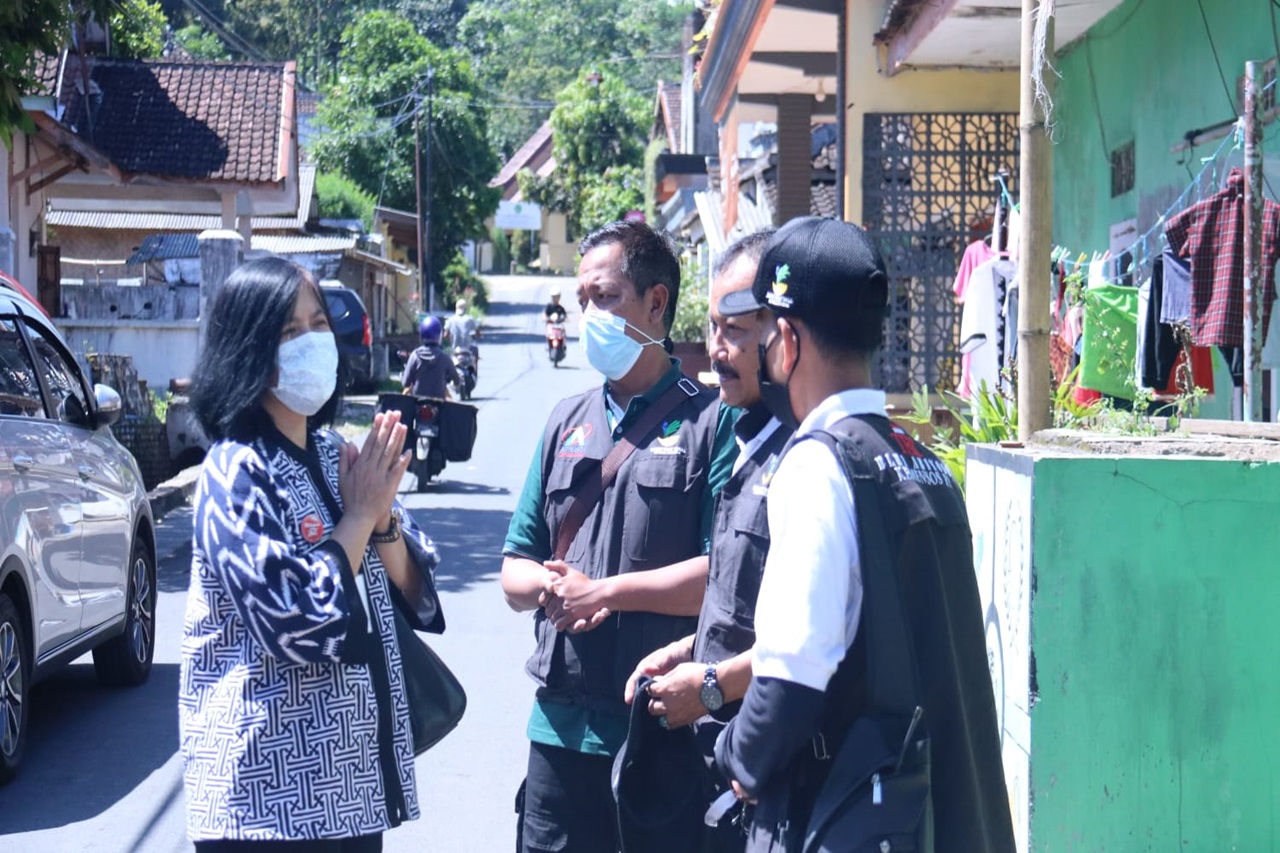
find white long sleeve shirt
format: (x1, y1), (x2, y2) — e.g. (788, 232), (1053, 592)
(750, 388), (887, 692)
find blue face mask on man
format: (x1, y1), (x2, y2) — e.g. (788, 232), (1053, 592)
(580, 306), (665, 381)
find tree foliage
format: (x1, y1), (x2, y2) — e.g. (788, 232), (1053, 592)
(0, 0), (113, 148)
(315, 171), (376, 228)
(312, 11), (500, 293)
(520, 72), (647, 235)
(173, 23), (230, 60)
(457, 0), (690, 157)
(109, 0), (167, 59)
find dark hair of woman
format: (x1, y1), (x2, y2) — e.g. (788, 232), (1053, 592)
(190, 256), (344, 441)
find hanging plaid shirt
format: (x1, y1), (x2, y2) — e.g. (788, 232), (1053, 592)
(1164, 168), (1280, 348)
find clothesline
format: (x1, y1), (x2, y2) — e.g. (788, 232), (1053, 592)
(1056, 126), (1240, 281)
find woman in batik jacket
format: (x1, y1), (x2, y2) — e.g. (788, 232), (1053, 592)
(179, 257), (441, 852)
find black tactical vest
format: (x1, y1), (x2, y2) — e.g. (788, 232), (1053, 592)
(525, 376), (724, 714)
(754, 413), (1014, 853)
(692, 419), (792, 676)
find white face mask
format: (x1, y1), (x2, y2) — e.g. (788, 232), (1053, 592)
(271, 331), (338, 416)
(580, 306), (664, 381)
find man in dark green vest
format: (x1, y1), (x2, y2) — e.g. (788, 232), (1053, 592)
(501, 220), (737, 853)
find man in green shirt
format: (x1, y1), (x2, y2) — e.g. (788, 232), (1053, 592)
(501, 220), (736, 853)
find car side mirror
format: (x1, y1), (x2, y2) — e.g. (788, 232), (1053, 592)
(94, 384), (123, 427)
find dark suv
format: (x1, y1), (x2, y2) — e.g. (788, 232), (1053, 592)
(320, 280), (376, 392)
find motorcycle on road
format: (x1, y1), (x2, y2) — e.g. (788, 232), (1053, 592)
(452, 348), (477, 401)
(376, 393), (479, 492)
(546, 321), (566, 367)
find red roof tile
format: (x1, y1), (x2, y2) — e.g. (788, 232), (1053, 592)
(490, 121), (554, 192)
(656, 81), (682, 153)
(56, 57), (291, 183)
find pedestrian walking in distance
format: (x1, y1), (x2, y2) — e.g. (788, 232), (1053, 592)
(181, 257), (447, 852)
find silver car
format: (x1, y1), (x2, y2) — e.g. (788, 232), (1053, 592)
(0, 288), (155, 784)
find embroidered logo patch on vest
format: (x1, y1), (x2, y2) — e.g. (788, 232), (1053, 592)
(559, 423), (593, 458)
(300, 515), (325, 544)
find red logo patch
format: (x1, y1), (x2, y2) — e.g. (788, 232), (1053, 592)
(300, 515), (325, 544)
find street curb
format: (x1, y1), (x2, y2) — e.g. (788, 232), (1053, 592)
(148, 465), (201, 522)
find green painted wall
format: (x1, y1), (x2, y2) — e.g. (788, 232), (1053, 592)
(1029, 454), (1280, 850)
(1052, 0), (1278, 253)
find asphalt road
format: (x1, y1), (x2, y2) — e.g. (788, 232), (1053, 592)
(0, 274), (596, 853)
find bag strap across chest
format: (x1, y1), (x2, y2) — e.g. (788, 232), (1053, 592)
(552, 377), (700, 561)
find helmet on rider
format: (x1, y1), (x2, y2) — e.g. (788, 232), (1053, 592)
(455, 298), (467, 315)
(548, 285), (561, 302)
(419, 315), (443, 344)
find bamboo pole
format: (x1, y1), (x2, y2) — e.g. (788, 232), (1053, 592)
(1017, 0), (1054, 439)
(1243, 60), (1264, 422)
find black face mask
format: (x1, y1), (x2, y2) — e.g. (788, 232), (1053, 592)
(757, 332), (800, 431)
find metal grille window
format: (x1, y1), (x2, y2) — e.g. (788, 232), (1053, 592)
(1111, 141), (1135, 198)
(862, 112), (1021, 394)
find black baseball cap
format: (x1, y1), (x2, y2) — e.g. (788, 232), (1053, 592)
(718, 216), (888, 325)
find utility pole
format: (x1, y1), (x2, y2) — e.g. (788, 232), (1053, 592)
(413, 84), (426, 314)
(424, 67), (436, 314)
(1017, 0), (1054, 439)
(1243, 60), (1264, 422)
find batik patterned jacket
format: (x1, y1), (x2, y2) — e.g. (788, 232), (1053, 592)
(180, 427), (441, 842)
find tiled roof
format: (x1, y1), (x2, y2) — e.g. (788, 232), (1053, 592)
(656, 81), (683, 153)
(47, 163), (316, 231)
(127, 233), (201, 264)
(57, 57), (292, 183)
(490, 121), (554, 190)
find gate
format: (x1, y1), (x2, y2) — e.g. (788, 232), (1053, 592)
(862, 113), (1020, 394)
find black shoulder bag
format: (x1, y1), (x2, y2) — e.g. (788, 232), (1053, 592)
(802, 429), (933, 853)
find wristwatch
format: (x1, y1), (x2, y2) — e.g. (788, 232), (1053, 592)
(371, 508), (403, 544)
(700, 664), (725, 712)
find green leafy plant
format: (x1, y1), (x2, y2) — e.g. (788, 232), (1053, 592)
(669, 255), (708, 343)
(900, 383), (1016, 491)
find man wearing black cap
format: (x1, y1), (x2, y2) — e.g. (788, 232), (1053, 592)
(713, 217), (1014, 852)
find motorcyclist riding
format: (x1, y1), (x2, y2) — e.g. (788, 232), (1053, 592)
(444, 298), (480, 375)
(402, 315), (459, 400)
(543, 285), (568, 324)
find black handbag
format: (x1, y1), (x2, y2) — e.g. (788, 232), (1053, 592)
(802, 430), (933, 853)
(392, 604), (467, 755)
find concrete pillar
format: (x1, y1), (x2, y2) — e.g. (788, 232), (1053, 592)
(776, 94), (814, 225)
(220, 192), (236, 229)
(198, 230), (242, 349)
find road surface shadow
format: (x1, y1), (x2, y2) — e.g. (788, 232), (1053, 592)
(484, 300), (545, 317)
(0, 663), (181, 832)
(418, 479), (510, 497)
(403, 506), (512, 593)
(482, 329), (549, 347)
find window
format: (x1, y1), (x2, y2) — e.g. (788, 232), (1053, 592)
(0, 318), (45, 418)
(1110, 141), (1135, 198)
(23, 321), (90, 424)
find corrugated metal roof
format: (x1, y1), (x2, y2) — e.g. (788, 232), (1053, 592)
(47, 163), (317, 232)
(254, 235), (356, 254)
(127, 233), (201, 264)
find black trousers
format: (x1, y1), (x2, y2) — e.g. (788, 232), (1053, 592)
(520, 741), (620, 853)
(194, 835), (382, 853)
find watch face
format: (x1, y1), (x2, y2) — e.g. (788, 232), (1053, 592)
(700, 680), (724, 712)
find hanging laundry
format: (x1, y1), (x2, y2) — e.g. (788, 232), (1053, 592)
(1080, 284), (1140, 400)
(958, 258), (1018, 399)
(952, 239), (999, 302)
(1164, 168), (1280, 348)
(1157, 251), (1192, 326)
